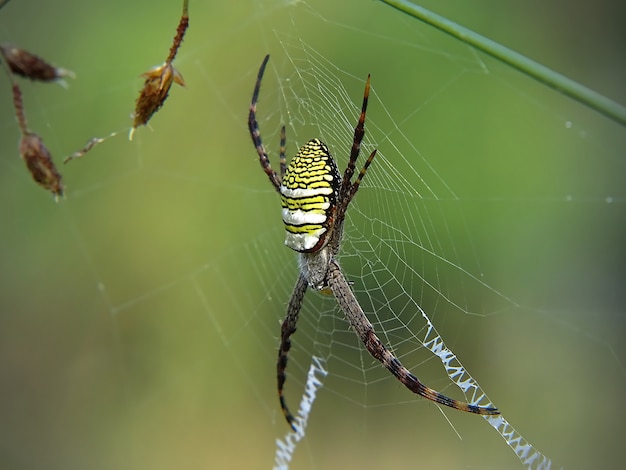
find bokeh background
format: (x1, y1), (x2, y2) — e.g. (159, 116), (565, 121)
(1, 1), (625, 469)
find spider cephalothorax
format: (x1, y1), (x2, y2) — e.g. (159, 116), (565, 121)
(248, 54), (499, 430)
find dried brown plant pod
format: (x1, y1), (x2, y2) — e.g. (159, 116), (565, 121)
(19, 131), (64, 199)
(129, 0), (189, 140)
(0, 43), (75, 88)
(8, 79), (64, 199)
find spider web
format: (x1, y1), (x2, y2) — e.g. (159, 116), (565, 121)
(1, 1), (625, 469)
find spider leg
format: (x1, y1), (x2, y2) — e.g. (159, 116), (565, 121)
(327, 261), (500, 416)
(249, 54), (281, 191)
(341, 74), (371, 199)
(277, 272), (308, 430)
(335, 148), (378, 226)
(279, 125), (287, 180)
(348, 149), (377, 200)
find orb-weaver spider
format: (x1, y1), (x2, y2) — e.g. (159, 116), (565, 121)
(248, 54), (499, 430)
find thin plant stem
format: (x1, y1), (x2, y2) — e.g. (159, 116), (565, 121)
(166, 0), (189, 64)
(379, 0), (626, 126)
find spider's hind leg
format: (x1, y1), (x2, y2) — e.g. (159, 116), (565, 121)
(348, 148), (377, 202)
(248, 54), (282, 191)
(279, 125), (287, 179)
(341, 74), (372, 196)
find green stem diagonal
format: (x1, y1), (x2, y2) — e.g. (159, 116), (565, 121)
(380, 0), (626, 126)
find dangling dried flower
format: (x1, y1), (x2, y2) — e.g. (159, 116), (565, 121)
(20, 131), (64, 199)
(130, 63), (185, 140)
(0, 43), (75, 88)
(8, 80), (64, 199)
(129, 0), (189, 140)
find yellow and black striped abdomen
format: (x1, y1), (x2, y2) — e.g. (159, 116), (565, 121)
(280, 139), (341, 253)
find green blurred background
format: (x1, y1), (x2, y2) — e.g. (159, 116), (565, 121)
(1, 1), (625, 469)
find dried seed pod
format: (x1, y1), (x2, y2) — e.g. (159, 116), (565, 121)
(20, 131), (64, 199)
(129, 0), (189, 140)
(7, 79), (64, 199)
(0, 43), (75, 87)
(130, 63), (185, 140)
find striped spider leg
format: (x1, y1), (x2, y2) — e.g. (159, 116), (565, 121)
(248, 54), (499, 430)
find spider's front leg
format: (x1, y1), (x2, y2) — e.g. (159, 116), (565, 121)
(327, 261), (500, 417)
(277, 272), (308, 430)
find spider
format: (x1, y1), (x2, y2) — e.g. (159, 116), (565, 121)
(248, 54), (499, 430)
